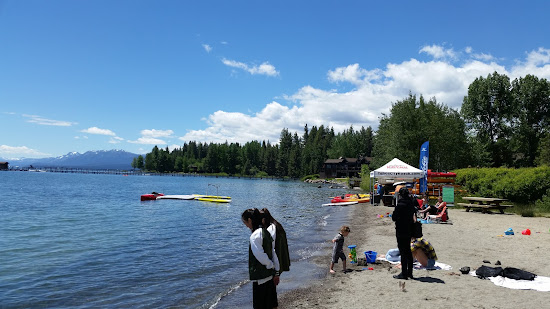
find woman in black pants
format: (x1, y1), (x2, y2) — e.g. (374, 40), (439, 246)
(392, 187), (416, 279)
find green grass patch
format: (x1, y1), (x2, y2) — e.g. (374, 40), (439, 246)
(301, 174), (320, 181)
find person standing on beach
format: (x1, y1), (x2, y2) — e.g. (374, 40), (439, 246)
(392, 188), (416, 279)
(242, 208), (280, 309)
(261, 208), (291, 275)
(377, 183), (384, 196)
(329, 225), (351, 274)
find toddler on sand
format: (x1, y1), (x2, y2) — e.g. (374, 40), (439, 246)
(330, 225), (351, 274)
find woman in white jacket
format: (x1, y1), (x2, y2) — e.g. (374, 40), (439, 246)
(242, 208), (280, 309)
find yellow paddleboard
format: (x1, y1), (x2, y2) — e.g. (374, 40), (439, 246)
(193, 194), (231, 199)
(196, 197), (231, 203)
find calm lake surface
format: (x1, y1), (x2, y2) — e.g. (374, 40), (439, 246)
(0, 172), (354, 308)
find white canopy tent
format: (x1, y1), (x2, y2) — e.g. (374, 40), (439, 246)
(370, 158), (425, 184)
(370, 158), (425, 205)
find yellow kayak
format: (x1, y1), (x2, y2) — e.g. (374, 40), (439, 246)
(330, 193), (370, 203)
(347, 197), (370, 203)
(196, 197), (231, 203)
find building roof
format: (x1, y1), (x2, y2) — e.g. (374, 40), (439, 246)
(324, 156), (372, 164)
(324, 158), (345, 164)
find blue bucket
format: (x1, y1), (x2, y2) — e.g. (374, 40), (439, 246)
(365, 251), (377, 263)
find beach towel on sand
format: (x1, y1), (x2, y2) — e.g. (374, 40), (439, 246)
(414, 261), (452, 270)
(470, 271), (550, 292)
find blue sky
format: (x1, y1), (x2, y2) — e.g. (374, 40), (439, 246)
(1, 0), (549, 159)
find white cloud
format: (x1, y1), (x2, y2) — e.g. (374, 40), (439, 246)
(420, 44), (457, 60)
(181, 104), (291, 144)
(140, 129), (174, 138)
(202, 44), (212, 53)
(464, 47), (496, 62)
(0, 145), (50, 158)
(128, 137), (167, 145)
(81, 127), (116, 136)
(327, 63), (382, 86)
(472, 53), (495, 61)
(510, 47), (550, 78)
(168, 144), (181, 151)
(525, 47), (550, 66)
(109, 136), (124, 144)
(222, 58), (247, 70)
(222, 58), (279, 76)
(23, 114), (77, 126)
(127, 129), (174, 145)
(181, 45), (550, 144)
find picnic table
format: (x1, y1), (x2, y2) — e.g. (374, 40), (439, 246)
(456, 197), (513, 214)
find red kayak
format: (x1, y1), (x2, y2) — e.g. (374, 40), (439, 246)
(427, 171), (456, 177)
(140, 192), (164, 201)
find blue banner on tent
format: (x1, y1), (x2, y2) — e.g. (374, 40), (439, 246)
(419, 141), (429, 194)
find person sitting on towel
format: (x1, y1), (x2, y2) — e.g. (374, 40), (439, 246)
(411, 237), (438, 269)
(434, 196), (447, 215)
(419, 196), (446, 219)
(417, 196), (428, 212)
(418, 201), (437, 219)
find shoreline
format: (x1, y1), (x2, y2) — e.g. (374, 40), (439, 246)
(213, 193), (356, 309)
(279, 204), (550, 308)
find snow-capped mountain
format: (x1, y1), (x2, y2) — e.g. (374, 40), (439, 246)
(2, 150), (140, 170)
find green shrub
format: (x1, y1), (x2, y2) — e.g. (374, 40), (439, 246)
(535, 189), (550, 213)
(454, 166), (550, 203)
(255, 171), (269, 177)
(360, 164), (371, 191)
(301, 174), (320, 181)
(516, 204), (536, 217)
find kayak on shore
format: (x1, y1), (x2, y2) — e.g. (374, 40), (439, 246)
(330, 193), (370, 204)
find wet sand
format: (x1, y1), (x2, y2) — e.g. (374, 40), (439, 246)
(278, 204), (550, 308)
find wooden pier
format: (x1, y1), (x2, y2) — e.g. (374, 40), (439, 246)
(5, 167), (295, 180)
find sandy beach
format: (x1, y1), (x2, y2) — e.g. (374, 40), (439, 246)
(279, 204), (550, 308)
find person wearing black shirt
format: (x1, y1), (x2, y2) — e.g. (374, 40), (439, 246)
(392, 187), (417, 279)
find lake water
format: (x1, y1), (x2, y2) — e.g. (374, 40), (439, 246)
(0, 172), (354, 308)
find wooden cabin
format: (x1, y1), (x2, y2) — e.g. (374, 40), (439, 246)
(320, 156), (371, 178)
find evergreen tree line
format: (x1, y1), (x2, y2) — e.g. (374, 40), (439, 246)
(134, 72), (550, 175)
(131, 125), (374, 177)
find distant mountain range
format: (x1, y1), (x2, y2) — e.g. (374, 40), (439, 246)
(2, 150), (140, 170)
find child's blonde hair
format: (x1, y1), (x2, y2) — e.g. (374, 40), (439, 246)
(340, 225), (351, 233)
